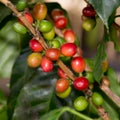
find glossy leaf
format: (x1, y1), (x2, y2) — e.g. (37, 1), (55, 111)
(8, 48), (60, 120)
(93, 43), (106, 83)
(88, 0), (120, 28)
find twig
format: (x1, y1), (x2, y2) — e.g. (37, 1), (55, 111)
(57, 59), (75, 80)
(97, 106), (110, 120)
(100, 81), (120, 107)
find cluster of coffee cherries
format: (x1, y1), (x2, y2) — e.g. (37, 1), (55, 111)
(13, 0), (104, 112)
(82, 4), (96, 31)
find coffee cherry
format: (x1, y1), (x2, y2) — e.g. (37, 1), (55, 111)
(73, 77), (89, 91)
(57, 68), (67, 78)
(16, 0), (27, 11)
(56, 86), (71, 98)
(60, 43), (77, 57)
(64, 29), (75, 43)
(18, 12), (33, 25)
(55, 78), (70, 93)
(13, 22), (27, 34)
(53, 36), (66, 46)
(85, 72), (94, 83)
(82, 18), (96, 31)
(39, 20), (53, 33)
(74, 96), (88, 111)
(41, 56), (53, 72)
(51, 8), (64, 21)
(33, 3), (47, 20)
(50, 39), (60, 48)
(29, 39), (43, 52)
(43, 28), (55, 41)
(27, 53), (42, 68)
(92, 92), (104, 106)
(71, 56), (85, 73)
(55, 17), (67, 29)
(82, 6), (96, 17)
(45, 48), (60, 61)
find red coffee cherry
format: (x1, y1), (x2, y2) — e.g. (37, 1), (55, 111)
(57, 68), (67, 78)
(60, 43), (77, 57)
(73, 77), (89, 91)
(29, 39), (43, 52)
(18, 12), (33, 25)
(71, 56), (85, 73)
(55, 78), (70, 93)
(51, 8), (64, 21)
(41, 56), (53, 72)
(63, 29), (75, 43)
(45, 48), (60, 61)
(82, 6), (96, 17)
(55, 17), (67, 29)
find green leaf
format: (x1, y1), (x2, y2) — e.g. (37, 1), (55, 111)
(87, 0), (120, 28)
(0, 0), (18, 23)
(40, 107), (94, 120)
(102, 90), (120, 120)
(107, 68), (120, 97)
(109, 25), (120, 51)
(0, 4), (11, 23)
(0, 90), (7, 120)
(8, 48), (60, 120)
(93, 43), (106, 83)
(0, 21), (21, 78)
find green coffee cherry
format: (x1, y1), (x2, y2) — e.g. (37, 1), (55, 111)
(74, 96), (88, 111)
(13, 22), (27, 34)
(50, 40), (60, 48)
(56, 86), (71, 99)
(43, 28), (55, 40)
(85, 71), (94, 83)
(39, 20), (53, 33)
(53, 36), (66, 46)
(16, 0), (27, 11)
(82, 18), (96, 31)
(92, 92), (104, 106)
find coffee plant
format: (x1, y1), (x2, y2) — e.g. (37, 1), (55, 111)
(0, 0), (120, 120)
